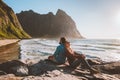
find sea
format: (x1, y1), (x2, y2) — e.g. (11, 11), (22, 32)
(19, 38), (120, 62)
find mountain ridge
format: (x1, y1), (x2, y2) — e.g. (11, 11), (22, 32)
(0, 0), (30, 39)
(17, 9), (83, 38)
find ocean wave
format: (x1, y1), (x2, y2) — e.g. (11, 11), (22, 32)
(19, 39), (120, 62)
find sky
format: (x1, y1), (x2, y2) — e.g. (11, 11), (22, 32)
(3, 0), (120, 39)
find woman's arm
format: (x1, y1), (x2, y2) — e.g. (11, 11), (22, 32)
(74, 52), (86, 59)
(53, 46), (60, 57)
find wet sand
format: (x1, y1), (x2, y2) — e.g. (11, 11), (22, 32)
(0, 39), (20, 63)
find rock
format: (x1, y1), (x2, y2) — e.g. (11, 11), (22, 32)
(98, 62), (120, 74)
(87, 59), (103, 65)
(0, 70), (7, 75)
(28, 60), (57, 75)
(23, 71), (82, 80)
(45, 70), (62, 77)
(114, 74), (120, 79)
(0, 1), (30, 39)
(11, 65), (28, 76)
(0, 60), (28, 76)
(0, 74), (23, 80)
(93, 73), (120, 80)
(16, 9), (83, 38)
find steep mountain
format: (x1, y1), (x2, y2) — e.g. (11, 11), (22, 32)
(0, 0), (30, 39)
(17, 9), (83, 38)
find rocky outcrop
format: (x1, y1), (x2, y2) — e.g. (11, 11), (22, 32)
(0, 59), (120, 80)
(17, 9), (83, 38)
(0, 60), (28, 76)
(96, 62), (120, 74)
(0, 0), (30, 39)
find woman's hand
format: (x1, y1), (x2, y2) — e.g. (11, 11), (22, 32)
(80, 54), (86, 59)
(74, 52), (86, 59)
(48, 55), (54, 60)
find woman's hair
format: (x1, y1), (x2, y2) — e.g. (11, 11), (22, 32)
(59, 37), (66, 44)
(66, 41), (70, 44)
(65, 41), (70, 47)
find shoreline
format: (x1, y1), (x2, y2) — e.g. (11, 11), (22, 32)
(0, 39), (120, 79)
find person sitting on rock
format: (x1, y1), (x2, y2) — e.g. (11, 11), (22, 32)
(48, 37), (67, 64)
(64, 41), (99, 74)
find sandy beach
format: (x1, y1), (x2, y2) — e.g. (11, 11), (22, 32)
(0, 39), (20, 47)
(0, 39), (20, 63)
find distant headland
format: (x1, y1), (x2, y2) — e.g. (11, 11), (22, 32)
(17, 9), (83, 38)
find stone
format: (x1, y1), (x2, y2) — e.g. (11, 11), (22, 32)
(93, 73), (120, 80)
(0, 60), (28, 76)
(0, 74), (23, 80)
(98, 62), (120, 74)
(28, 60), (57, 75)
(0, 70), (7, 75)
(87, 59), (103, 65)
(11, 65), (28, 76)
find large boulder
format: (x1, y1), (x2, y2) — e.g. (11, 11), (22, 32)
(98, 62), (120, 74)
(0, 60), (28, 76)
(28, 60), (58, 75)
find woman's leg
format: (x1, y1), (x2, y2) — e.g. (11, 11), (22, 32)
(80, 59), (92, 70)
(70, 59), (81, 68)
(48, 55), (57, 63)
(70, 58), (92, 69)
(80, 59), (99, 74)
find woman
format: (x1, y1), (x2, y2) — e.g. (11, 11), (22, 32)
(48, 37), (67, 64)
(65, 41), (99, 74)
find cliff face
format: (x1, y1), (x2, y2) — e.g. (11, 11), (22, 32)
(0, 0), (30, 39)
(17, 9), (83, 38)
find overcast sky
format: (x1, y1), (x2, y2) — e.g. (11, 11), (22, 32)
(3, 0), (120, 39)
